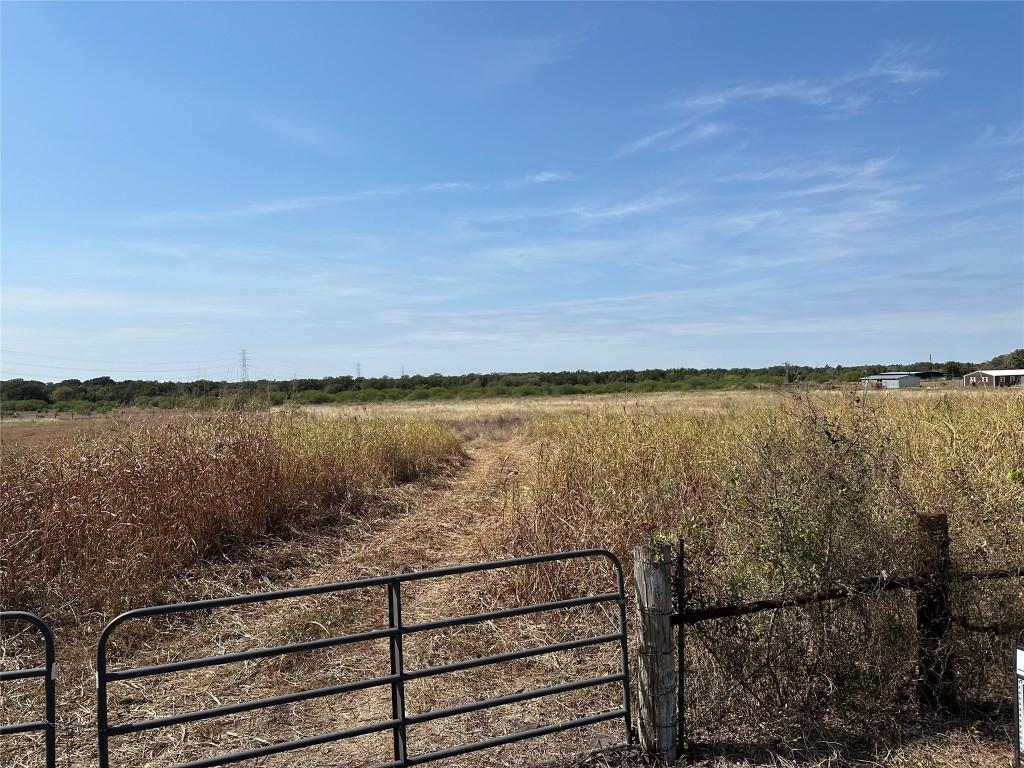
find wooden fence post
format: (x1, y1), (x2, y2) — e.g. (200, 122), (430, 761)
(635, 542), (678, 764)
(916, 512), (958, 713)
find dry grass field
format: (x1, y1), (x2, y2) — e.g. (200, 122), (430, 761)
(2, 388), (1022, 767)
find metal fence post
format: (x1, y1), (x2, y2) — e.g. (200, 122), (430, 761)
(634, 542), (678, 764)
(916, 512), (957, 713)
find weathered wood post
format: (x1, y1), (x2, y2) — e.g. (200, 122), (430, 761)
(634, 542), (678, 764)
(916, 512), (957, 713)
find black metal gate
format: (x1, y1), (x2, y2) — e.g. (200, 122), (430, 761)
(0, 611), (57, 768)
(97, 549), (632, 767)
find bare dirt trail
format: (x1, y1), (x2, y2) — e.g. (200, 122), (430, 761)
(322, 434), (518, 582)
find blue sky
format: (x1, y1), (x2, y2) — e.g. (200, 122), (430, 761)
(2, 2), (1022, 382)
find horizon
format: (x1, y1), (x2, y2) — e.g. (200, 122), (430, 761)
(3, 3), (1022, 382)
(2, 351), (1012, 388)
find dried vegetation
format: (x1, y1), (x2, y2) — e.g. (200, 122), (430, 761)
(501, 389), (1024, 755)
(2, 390), (1022, 767)
(1, 410), (463, 625)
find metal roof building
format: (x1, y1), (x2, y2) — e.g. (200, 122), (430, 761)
(962, 369), (1024, 387)
(859, 373), (921, 389)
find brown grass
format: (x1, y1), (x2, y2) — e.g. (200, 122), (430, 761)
(0, 409), (463, 625)
(2, 391), (1020, 767)
(499, 389), (1024, 750)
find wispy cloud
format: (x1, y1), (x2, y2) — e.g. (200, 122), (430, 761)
(614, 121), (728, 158)
(619, 42), (943, 155)
(725, 156), (911, 198)
(571, 194), (689, 220)
(972, 122), (1024, 149)
(505, 170), (576, 187)
(476, 28), (588, 87)
(862, 41), (942, 84)
(132, 170), (572, 225)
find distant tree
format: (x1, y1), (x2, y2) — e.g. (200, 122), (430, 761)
(942, 361), (973, 378)
(985, 348), (1024, 369)
(0, 379), (50, 402)
(51, 385), (84, 402)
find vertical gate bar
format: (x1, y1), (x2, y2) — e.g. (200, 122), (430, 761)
(613, 556), (634, 745)
(388, 580), (408, 766)
(42, 618), (56, 768)
(676, 537), (686, 760)
(97, 634), (110, 768)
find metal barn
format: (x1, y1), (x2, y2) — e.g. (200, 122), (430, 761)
(859, 373), (922, 389)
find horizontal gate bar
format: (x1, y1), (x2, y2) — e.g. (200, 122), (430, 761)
(406, 709), (627, 766)
(405, 632), (622, 680)
(404, 592), (620, 634)
(100, 550), (622, 631)
(105, 626), (395, 682)
(406, 673), (625, 727)
(0, 665), (49, 682)
(107, 673), (400, 735)
(1, 720), (50, 737)
(171, 717), (401, 768)
(101, 591), (622, 689)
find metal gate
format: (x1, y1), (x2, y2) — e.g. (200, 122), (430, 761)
(97, 549), (632, 767)
(0, 611), (57, 768)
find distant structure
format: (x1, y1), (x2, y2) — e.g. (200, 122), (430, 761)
(962, 369), (1024, 387)
(859, 372), (921, 389)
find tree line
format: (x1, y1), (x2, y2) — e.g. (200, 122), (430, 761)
(2, 350), (1021, 414)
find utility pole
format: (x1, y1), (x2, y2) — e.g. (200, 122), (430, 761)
(239, 350), (249, 383)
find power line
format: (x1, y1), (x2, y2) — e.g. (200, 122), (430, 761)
(245, 357), (306, 376)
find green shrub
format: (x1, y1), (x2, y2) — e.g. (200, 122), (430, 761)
(295, 390), (335, 405)
(2, 399), (50, 412)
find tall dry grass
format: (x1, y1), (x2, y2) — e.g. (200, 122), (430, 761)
(0, 411), (462, 625)
(501, 389), (1024, 737)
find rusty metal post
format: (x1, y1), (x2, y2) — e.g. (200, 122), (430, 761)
(916, 512), (958, 713)
(635, 542), (678, 764)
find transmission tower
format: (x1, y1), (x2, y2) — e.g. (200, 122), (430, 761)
(239, 350), (249, 382)
(356, 362), (362, 378)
